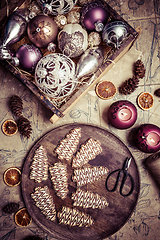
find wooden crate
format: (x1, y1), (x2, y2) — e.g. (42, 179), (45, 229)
(0, 0), (142, 124)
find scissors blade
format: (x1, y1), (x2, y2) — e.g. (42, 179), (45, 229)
(124, 157), (132, 171)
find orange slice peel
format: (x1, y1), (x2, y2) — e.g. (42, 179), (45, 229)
(3, 167), (21, 187)
(137, 92), (154, 110)
(15, 208), (32, 227)
(95, 80), (117, 100)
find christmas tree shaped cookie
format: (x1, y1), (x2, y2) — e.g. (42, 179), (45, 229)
(31, 186), (56, 221)
(55, 127), (81, 162)
(71, 189), (109, 209)
(57, 206), (94, 227)
(49, 162), (68, 199)
(72, 138), (102, 168)
(30, 145), (48, 183)
(73, 166), (109, 187)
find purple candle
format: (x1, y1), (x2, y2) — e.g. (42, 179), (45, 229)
(108, 100), (137, 129)
(135, 124), (160, 153)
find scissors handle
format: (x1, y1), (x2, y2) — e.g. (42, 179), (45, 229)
(120, 171), (134, 197)
(106, 169), (122, 192)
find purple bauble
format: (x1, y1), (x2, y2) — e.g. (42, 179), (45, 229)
(15, 44), (42, 72)
(135, 124), (160, 153)
(108, 100), (137, 129)
(81, 0), (109, 32)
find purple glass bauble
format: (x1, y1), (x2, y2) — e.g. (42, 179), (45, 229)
(81, 0), (109, 32)
(135, 124), (160, 153)
(108, 100), (137, 129)
(15, 44), (42, 72)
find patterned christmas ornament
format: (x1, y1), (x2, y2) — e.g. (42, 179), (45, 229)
(55, 127), (81, 161)
(49, 162), (69, 199)
(73, 166), (109, 187)
(35, 53), (77, 99)
(16, 116), (32, 138)
(88, 32), (101, 47)
(72, 138), (102, 168)
(36, 0), (77, 16)
(134, 59), (145, 79)
(58, 23), (88, 58)
(54, 15), (67, 29)
(154, 88), (160, 97)
(9, 95), (23, 117)
(67, 11), (80, 24)
(31, 186), (56, 221)
(30, 145), (48, 183)
(57, 206), (94, 227)
(71, 189), (109, 209)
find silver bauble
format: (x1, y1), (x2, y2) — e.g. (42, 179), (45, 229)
(0, 8), (29, 59)
(102, 21), (128, 49)
(76, 47), (103, 80)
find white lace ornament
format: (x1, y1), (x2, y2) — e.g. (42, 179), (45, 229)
(35, 53), (77, 99)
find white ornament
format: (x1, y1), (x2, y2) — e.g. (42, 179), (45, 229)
(35, 53), (77, 99)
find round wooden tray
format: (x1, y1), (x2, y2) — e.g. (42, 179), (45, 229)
(21, 124), (140, 240)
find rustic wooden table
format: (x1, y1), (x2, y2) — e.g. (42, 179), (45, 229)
(0, 0), (160, 240)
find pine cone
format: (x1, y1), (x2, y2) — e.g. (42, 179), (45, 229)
(154, 88), (160, 97)
(2, 202), (19, 214)
(9, 95), (23, 117)
(134, 59), (145, 79)
(16, 116), (32, 138)
(119, 76), (139, 95)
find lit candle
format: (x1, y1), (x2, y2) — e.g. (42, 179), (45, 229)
(108, 100), (137, 129)
(147, 132), (160, 146)
(118, 108), (132, 121)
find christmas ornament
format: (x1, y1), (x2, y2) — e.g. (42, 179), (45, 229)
(2, 202), (20, 214)
(119, 76), (139, 95)
(36, 0), (77, 16)
(31, 186), (56, 221)
(67, 11), (80, 24)
(54, 15), (67, 29)
(154, 88), (160, 97)
(9, 95), (23, 117)
(71, 189), (109, 209)
(58, 23), (88, 58)
(135, 124), (160, 153)
(72, 138), (102, 168)
(27, 1), (41, 19)
(73, 166), (109, 187)
(16, 116), (32, 138)
(27, 15), (58, 50)
(57, 206), (94, 227)
(35, 53), (77, 99)
(11, 44), (42, 72)
(55, 127), (81, 161)
(49, 162), (69, 200)
(0, 8), (29, 60)
(78, 0), (92, 6)
(107, 100), (137, 129)
(88, 32), (101, 47)
(134, 59), (145, 78)
(76, 46), (103, 80)
(102, 20), (129, 49)
(30, 145), (48, 183)
(80, 0), (109, 32)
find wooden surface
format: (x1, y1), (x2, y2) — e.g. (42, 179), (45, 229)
(21, 124), (140, 240)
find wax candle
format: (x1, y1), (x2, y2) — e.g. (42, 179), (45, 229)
(108, 100), (137, 129)
(135, 124), (160, 153)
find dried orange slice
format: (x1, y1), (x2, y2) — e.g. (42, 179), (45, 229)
(15, 208), (32, 227)
(3, 167), (21, 187)
(137, 92), (154, 110)
(95, 80), (117, 100)
(2, 119), (18, 136)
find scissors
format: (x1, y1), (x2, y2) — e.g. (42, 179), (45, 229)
(106, 157), (134, 197)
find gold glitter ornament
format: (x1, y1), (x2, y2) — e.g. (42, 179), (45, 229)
(54, 15), (67, 29)
(67, 11), (80, 24)
(88, 32), (101, 47)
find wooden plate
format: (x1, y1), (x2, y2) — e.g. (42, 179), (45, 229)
(21, 124), (140, 240)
